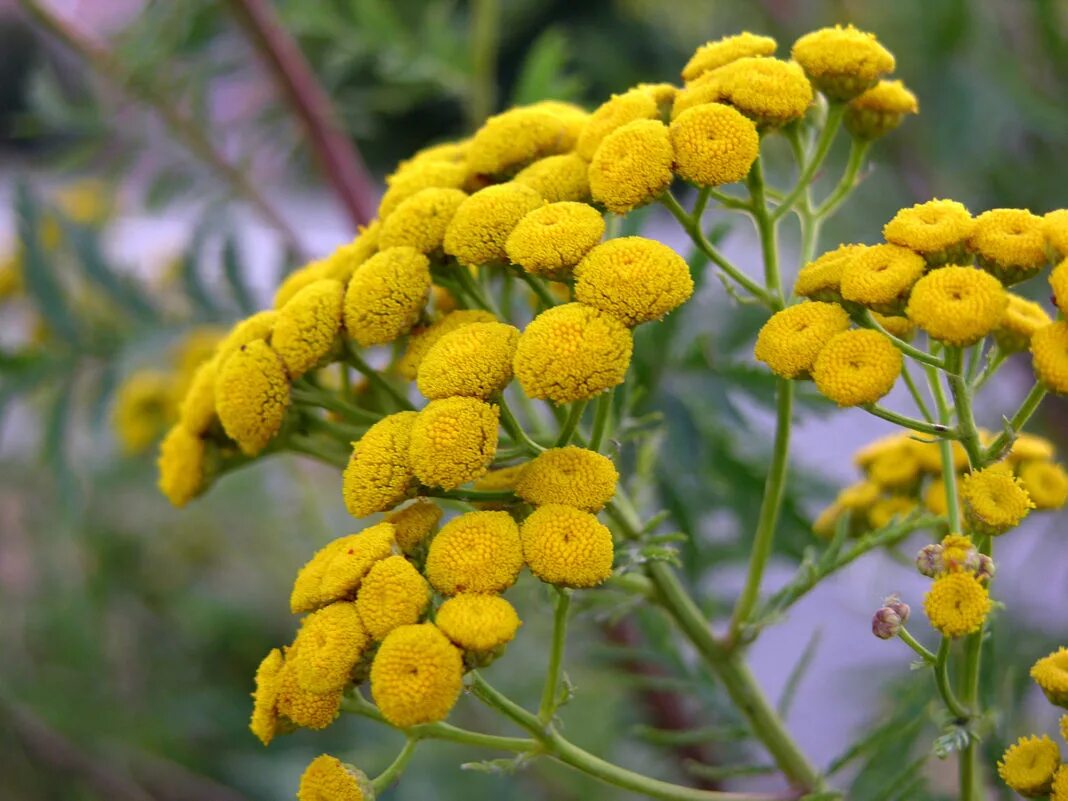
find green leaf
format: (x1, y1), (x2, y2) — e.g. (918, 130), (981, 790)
(222, 234), (256, 314)
(510, 28), (585, 105)
(14, 181), (78, 342)
(62, 219), (156, 321)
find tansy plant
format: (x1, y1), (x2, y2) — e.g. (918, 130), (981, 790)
(155, 24), (1067, 801)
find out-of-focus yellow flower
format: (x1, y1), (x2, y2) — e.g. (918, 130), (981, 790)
(867, 495), (915, 530)
(444, 183), (544, 266)
(473, 465), (525, 510)
(681, 32), (777, 82)
(812, 329), (901, 407)
(513, 153), (591, 203)
(1032, 321), (1068, 394)
(867, 446), (921, 489)
(970, 209), (1048, 283)
(114, 370), (177, 454)
(408, 397), (499, 489)
(273, 279), (344, 379)
(385, 500), (442, 554)
(276, 646), (343, 731)
(417, 321), (519, 400)
(173, 326), (226, 379)
(837, 481), (881, 510)
(1032, 648), (1068, 708)
(355, 555), (430, 640)
(250, 647), (285, 746)
(883, 199), (974, 265)
(576, 87), (662, 161)
(54, 178), (114, 226)
(424, 510), (524, 595)
(378, 188), (467, 254)
(436, 593), (521, 655)
(589, 119), (674, 215)
(844, 80), (918, 139)
(396, 309), (497, 380)
(157, 424), (205, 507)
(670, 103), (759, 188)
(839, 243), (925, 311)
(793, 244), (863, 301)
(1043, 209), (1068, 260)
(466, 105), (584, 177)
(997, 735), (1060, 798)
(297, 755), (372, 801)
(1018, 461), (1068, 510)
(178, 359), (218, 436)
(343, 412), (418, 518)
(215, 310), (278, 372)
(506, 202), (605, 279)
(0, 250), (23, 300)
(1052, 258), (1068, 316)
(215, 340), (290, 455)
(924, 572), (990, 638)
(379, 161), (467, 220)
(370, 623), (463, 728)
(1008, 433), (1057, 464)
(516, 446), (618, 512)
(520, 504), (614, 588)
(290, 602), (369, 694)
(905, 266), (1007, 346)
(290, 524), (396, 613)
(960, 466), (1033, 535)
(344, 246), (430, 347)
(791, 25), (895, 101)
(996, 294), (1051, 353)
(753, 301), (850, 379)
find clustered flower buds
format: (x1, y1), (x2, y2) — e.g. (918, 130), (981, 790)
(871, 594), (910, 640)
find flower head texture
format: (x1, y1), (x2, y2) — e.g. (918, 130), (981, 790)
(506, 202), (605, 278)
(290, 602), (369, 694)
(424, 511), (524, 595)
(1051, 259), (1068, 317)
(839, 243), (925, 309)
(436, 593), (522, 653)
(114, 370), (176, 454)
(249, 647), (285, 746)
(574, 237), (694, 326)
(1032, 647), (1068, 707)
(513, 303), (633, 404)
(178, 359), (218, 436)
(883, 199), (975, 261)
(924, 572), (991, 638)
(971, 208), (1047, 280)
(793, 244), (864, 301)
(355, 555), (431, 640)
(215, 310), (278, 371)
(521, 504), (614, 588)
(998, 735), (1060, 797)
(378, 187), (467, 254)
(681, 32), (777, 82)
(812, 329), (902, 407)
(905, 266), (1007, 346)
(297, 755), (372, 801)
(960, 466), (1033, 536)
(791, 24), (895, 100)
(408, 397), (499, 489)
(466, 105), (583, 177)
(370, 623), (463, 728)
(1018, 461), (1068, 510)
(443, 183), (544, 266)
(669, 103), (759, 187)
(753, 301), (851, 379)
(343, 412), (419, 518)
(513, 153), (590, 203)
(1044, 209), (1068, 259)
(589, 119), (674, 215)
(844, 80), (918, 139)
(997, 294), (1051, 353)
(290, 524), (396, 613)
(273, 279), (344, 379)
(343, 247), (431, 347)
(378, 161), (467, 220)
(690, 57), (813, 127)
(385, 500), (442, 554)
(515, 446), (619, 511)
(215, 340), (290, 456)
(576, 87), (661, 161)
(1008, 432), (1057, 464)
(396, 309), (497, 380)
(276, 647), (343, 730)
(1032, 321), (1068, 394)
(417, 321), (518, 400)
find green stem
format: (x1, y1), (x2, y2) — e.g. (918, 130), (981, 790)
(982, 382), (1048, 464)
(746, 158), (783, 307)
(588, 390), (613, 452)
(897, 627), (936, 663)
(497, 393), (545, 454)
(287, 435), (349, 469)
(555, 401), (587, 447)
(466, 0), (499, 129)
(299, 411), (367, 443)
(425, 488), (518, 503)
(944, 348), (984, 468)
(538, 589), (571, 723)
(862, 404), (955, 438)
(929, 372), (963, 533)
(345, 342), (415, 411)
(900, 362), (935, 422)
(512, 266), (558, 310)
(292, 386), (382, 425)
(372, 738), (419, 793)
(934, 638), (970, 721)
(452, 263), (501, 316)
(971, 348), (1006, 393)
(959, 536), (992, 801)
(813, 138), (870, 219)
(772, 103), (845, 223)
(859, 311), (947, 369)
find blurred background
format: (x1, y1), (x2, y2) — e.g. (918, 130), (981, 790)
(1, 1), (1066, 800)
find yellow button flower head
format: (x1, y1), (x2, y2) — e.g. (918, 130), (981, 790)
(960, 466), (1033, 536)
(250, 647), (285, 745)
(215, 340), (291, 455)
(114, 370), (176, 454)
(905, 266), (1007, 346)
(939, 533), (979, 574)
(793, 244), (864, 301)
(576, 87), (661, 161)
(753, 301), (851, 379)
(417, 321), (519, 400)
(589, 119), (673, 215)
(845, 80), (919, 139)
(342, 412), (418, 518)
(356, 554), (431, 640)
(836, 480), (881, 510)
(396, 139), (470, 175)
(513, 153), (591, 203)
(513, 303), (634, 404)
(1051, 259), (1068, 316)
(1053, 766), (1068, 801)
(867, 447), (921, 489)
(385, 499), (442, 554)
(290, 601), (369, 694)
(1044, 209), (1068, 260)
(467, 105), (582, 177)
(681, 32), (777, 82)
(1032, 321), (1068, 393)
(409, 397), (499, 489)
(1008, 432), (1057, 464)
(867, 496), (915, 530)
(443, 183), (544, 266)
(924, 572), (990, 638)
(215, 310), (278, 371)
(424, 511), (523, 595)
(297, 755), (373, 801)
(694, 57), (814, 128)
(812, 329), (902, 407)
(273, 260), (329, 310)
(324, 221), (382, 285)
(839, 243), (925, 311)
(157, 424), (207, 507)
(923, 479), (953, 517)
(970, 208), (1048, 283)
(290, 524), (396, 613)
(276, 647), (343, 730)
(343, 246), (431, 347)
(1033, 647), (1068, 707)
(1018, 461), (1068, 510)
(506, 202), (605, 279)
(996, 293), (1052, 353)
(179, 359), (218, 436)
(883, 199), (975, 265)
(273, 279), (344, 379)
(998, 735), (1060, 797)
(370, 623), (463, 728)
(377, 187), (467, 255)
(436, 593), (522, 655)
(521, 504), (614, 587)
(670, 103), (759, 188)
(515, 446), (619, 512)
(791, 24), (895, 101)
(396, 309), (497, 380)
(378, 161), (467, 220)
(574, 237), (693, 326)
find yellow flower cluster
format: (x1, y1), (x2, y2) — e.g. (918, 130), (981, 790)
(998, 648), (1068, 797)
(960, 465), (1034, 536)
(297, 755), (372, 801)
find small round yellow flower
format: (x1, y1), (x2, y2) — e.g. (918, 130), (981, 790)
(396, 309), (497, 380)
(836, 481), (881, 510)
(444, 183), (544, 267)
(378, 187), (467, 254)
(924, 572), (990, 638)
(753, 301), (851, 379)
(506, 202), (605, 279)
(273, 279), (344, 379)
(1017, 461), (1068, 510)
(868, 496), (915, 530)
(960, 466), (1034, 536)
(356, 554), (431, 640)
(867, 447), (921, 489)
(812, 502), (843, 538)
(297, 755), (372, 801)
(589, 119), (674, 215)
(939, 533), (978, 574)
(681, 32), (777, 82)
(291, 524), (396, 613)
(791, 25), (895, 101)
(970, 208), (1048, 283)
(669, 103), (759, 188)
(436, 593), (522, 653)
(574, 237), (694, 326)
(396, 139), (469, 173)
(343, 412), (418, 518)
(812, 329), (902, 407)
(844, 80), (919, 139)
(1052, 766), (1068, 801)
(905, 266), (1007, 346)
(114, 370), (176, 454)
(378, 161), (467, 220)
(1033, 647), (1068, 707)
(424, 511), (523, 595)
(409, 397), (499, 489)
(998, 735), (1060, 798)
(793, 244), (863, 301)
(515, 446), (618, 512)
(327, 223), (382, 285)
(290, 602), (369, 694)
(417, 321), (519, 400)
(343, 246), (431, 347)
(1032, 321), (1068, 393)
(923, 479), (953, 517)
(839, 244), (926, 311)
(521, 504), (614, 588)
(385, 500), (442, 554)
(250, 647), (285, 746)
(178, 359), (218, 436)
(576, 87), (661, 161)
(215, 310), (278, 372)
(215, 340), (290, 456)
(854, 432), (912, 468)
(1008, 432), (1057, 464)
(467, 105), (582, 177)
(273, 259), (330, 311)
(276, 649), (343, 730)
(1051, 259), (1068, 316)
(370, 623), (463, 728)
(693, 57), (813, 127)
(513, 153), (590, 203)
(513, 303), (633, 404)
(1044, 209), (1068, 260)
(996, 293), (1052, 353)
(883, 199), (975, 265)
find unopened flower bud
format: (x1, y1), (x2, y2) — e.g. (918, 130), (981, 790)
(872, 606), (903, 639)
(975, 553), (996, 583)
(882, 594), (911, 624)
(915, 543), (944, 578)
